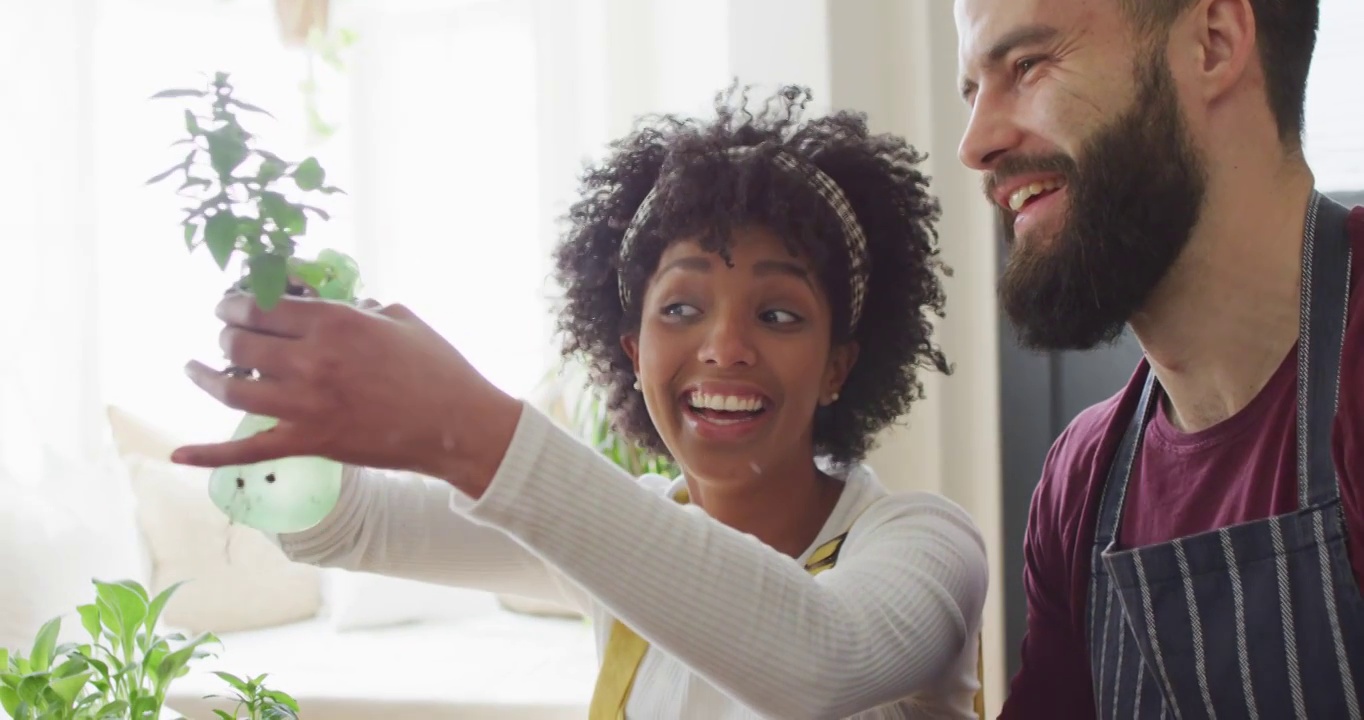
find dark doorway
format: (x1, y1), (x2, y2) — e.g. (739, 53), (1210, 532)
(995, 190), (1364, 684)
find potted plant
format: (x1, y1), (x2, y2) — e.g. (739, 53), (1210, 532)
(146, 71), (360, 535)
(532, 360), (679, 478)
(0, 580), (298, 720)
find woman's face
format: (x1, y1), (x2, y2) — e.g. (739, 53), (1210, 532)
(621, 224), (857, 480)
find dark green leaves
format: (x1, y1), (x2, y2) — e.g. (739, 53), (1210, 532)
(151, 72), (357, 312)
(204, 212), (239, 270)
(248, 254), (289, 311)
(292, 157), (324, 190)
(149, 89), (205, 100)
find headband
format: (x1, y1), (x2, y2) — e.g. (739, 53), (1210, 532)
(616, 146), (870, 330)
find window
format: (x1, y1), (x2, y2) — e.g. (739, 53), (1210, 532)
(89, 0), (553, 440)
(1304, 0), (1364, 195)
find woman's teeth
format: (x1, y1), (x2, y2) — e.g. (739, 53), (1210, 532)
(1008, 179), (1063, 211)
(687, 392), (764, 412)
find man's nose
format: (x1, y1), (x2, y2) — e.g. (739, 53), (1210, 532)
(958, 90), (1023, 171)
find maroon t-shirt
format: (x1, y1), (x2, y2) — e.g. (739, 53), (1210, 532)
(999, 206), (1364, 720)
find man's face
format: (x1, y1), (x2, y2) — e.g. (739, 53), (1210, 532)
(955, 0), (1207, 351)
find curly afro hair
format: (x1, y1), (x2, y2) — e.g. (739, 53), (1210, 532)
(552, 84), (951, 467)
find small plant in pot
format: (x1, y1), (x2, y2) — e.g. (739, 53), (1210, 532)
(147, 71), (361, 534)
(0, 579), (298, 720)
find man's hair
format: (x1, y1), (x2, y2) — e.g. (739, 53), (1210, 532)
(1120, 0), (1320, 145)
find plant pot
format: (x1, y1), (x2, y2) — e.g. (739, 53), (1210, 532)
(208, 278), (343, 534)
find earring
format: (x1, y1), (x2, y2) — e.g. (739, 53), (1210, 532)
(827, 392), (840, 404)
(633, 379), (641, 391)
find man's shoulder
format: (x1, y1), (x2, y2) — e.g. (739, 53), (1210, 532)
(1030, 364), (1147, 531)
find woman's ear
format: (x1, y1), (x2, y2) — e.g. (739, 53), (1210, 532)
(822, 341), (859, 405)
(620, 334), (641, 375)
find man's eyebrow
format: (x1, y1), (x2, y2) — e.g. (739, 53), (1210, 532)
(959, 24), (1062, 100)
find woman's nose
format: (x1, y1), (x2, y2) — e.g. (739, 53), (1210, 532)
(697, 314), (757, 368)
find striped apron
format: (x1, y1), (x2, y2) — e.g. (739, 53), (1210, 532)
(1086, 192), (1364, 719)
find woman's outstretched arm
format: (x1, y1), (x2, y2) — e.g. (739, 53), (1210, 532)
(457, 401), (989, 719)
(273, 463), (592, 611)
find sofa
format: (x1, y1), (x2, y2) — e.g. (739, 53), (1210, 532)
(0, 407), (596, 720)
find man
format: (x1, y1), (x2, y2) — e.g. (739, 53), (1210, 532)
(954, 0), (1364, 718)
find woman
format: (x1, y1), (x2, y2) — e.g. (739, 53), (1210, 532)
(175, 85), (989, 719)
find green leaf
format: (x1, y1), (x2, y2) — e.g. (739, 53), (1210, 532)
(17, 673), (49, 706)
(213, 711), (234, 720)
(92, 581), (147, 655)
(318, 185), (347, 195)
(204, 212), (241, 270)
(206, 126), (249, 177)
(30, 618), (60, 672)
(259, 191), (307, 236)
(262, 689), (300, 711)
(94, 699), (129, 718)
(153, 633), (216, 690)
(299, 204), (331, 221)
(185, 109), (202, 135)
(50, 657), (87, 680)
(212, 671), (250, 693)
(48, 670), (92, 704)
(314, 249), (362, 301)
(144, 581), (184, 639)
(247, 254), (289, 312)
(257, 156), (289, 184)
(183, 222), (199, 250)
(150, 89), (206, 99)
(292, 157), (325, 190)
(0, 649), (7, 672)
(228, 98), (275, 117)
(0, 686), (18, 717)
(144, 161), (188, 186)
(114, 580), (150, 604)
(287, 259), (329, 294)
(177, 176), (212, 193)
(130, 694), (161, 719)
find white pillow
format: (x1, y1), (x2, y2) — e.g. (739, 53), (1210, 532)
(125, 454), (323, 635)
(324, 569), (502, 632)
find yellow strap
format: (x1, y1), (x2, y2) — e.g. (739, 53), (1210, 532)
(586, 488), (986, 719)
(588, 487), (847, 720)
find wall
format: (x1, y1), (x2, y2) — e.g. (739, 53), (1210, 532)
(584, 0), (1007, 712)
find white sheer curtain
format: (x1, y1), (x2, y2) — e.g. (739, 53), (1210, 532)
(0, 0), (573, 481)
(95, 0), (557, 446)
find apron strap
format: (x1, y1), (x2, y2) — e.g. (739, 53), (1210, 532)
(1300, 193), (1354, 509)
(1092, 370), (1158, 548)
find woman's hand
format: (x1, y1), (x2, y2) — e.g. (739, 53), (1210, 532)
(171, 292), (522, 498)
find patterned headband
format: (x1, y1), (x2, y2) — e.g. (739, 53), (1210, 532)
(616, 146), (871, 330)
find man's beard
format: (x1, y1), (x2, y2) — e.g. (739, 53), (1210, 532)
(995, 50), (1207, 351)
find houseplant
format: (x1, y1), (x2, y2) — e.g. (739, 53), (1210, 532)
(0, 580), (298, 720)
(146, 71), (359, 534)
(533, 361), (679, 478)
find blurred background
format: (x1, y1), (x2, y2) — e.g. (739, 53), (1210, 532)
(0, 0), (1359, 718)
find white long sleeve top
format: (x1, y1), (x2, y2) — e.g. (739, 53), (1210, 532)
(273, 401), (989, 719)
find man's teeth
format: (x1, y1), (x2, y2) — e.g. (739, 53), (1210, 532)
(688, 392), (764, 412)
(1008, 179), (1063, 211)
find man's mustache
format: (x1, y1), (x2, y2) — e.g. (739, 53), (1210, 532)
(982, 153), (1079, 200)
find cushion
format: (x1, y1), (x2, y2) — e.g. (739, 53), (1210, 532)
(324, 570), (502, 632)
(124, 453), (324, 634)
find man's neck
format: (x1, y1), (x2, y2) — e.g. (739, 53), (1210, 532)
(1131, 157), (1316, 432)
(684, 458), (843, 559)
